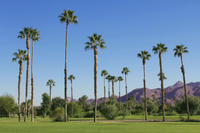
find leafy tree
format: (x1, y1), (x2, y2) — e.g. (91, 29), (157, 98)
(41, 93), (50, 117)
(59, 9), (78, 122)
(101, 70), (108, 101)
(12, 49), (27, 122)
(152, 43), (167, 121)
(137, 50), (151, 120)
(78, 95), (92, 112)
(46, 79), (56, 101)
(52, 107), (64, 122)
(174, 45), (190, 120)
(175, 96), (199, 116)
(67, 102), (82, 117)
(51, 97), (65, 112)
(68, 74), (75, 117)
(18, 27), (32, 122)
(0, 95), (17, 117)
(84, 33), (106, 122)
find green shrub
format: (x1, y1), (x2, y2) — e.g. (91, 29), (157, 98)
(51, 107), (64, 122)
(99, 104), (119, 120)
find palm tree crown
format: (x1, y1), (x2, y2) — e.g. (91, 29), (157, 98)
(174, 45), (188, 57)
(152, 43), (167, 54)
(101, 70), (108, 77)
(121, 67), (130, 75)
(118, 76), (123, 81)
(46, 79), (56, 87)
(137, 51), (151, 64)
(59, 9), (78, 24)
(12, 49), (27, 64)
(18, 27), (32, 39)
(30, 28), (40, 42)
(68, 74), (75, 81)
(85, 33), (106, 51)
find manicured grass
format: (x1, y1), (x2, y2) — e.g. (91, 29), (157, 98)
(0, 116), (200, 133)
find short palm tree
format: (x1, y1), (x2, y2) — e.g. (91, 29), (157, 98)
(85, 33), (106, 122)
(118, 76), (123, 109)
(59, 9), (78, 122)
(12, 49), (27, 122)
(152, 43), (167, 121)
(137, 50), (151, 121)
(30, 28), (40, 122)
(110, 76), (118, 97)
(46, 79), (56, 101)
(174, 45), (190, 120)
(101, 70), (108, 101)
(18, 27), (32, 122)
(68, 74), (75, 117)
(106, 75), (112, 98)
(121, 67), (130, 101)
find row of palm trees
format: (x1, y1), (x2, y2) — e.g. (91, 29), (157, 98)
(13, 9), (190, 123)
(100, 44), (190, 122)
(13, 28), (40, 122)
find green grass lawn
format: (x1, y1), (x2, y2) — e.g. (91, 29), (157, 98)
(0, 116), (200, 133)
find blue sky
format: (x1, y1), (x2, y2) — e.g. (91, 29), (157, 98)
(0, 0), (200, 105)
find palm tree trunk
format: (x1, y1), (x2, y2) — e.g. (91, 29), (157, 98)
(50, 86), (52, 102)
(64, 23), (69, 122)
(112, 81), (114, 97)
(71, 80), (73, 118)
(143, 63), (148, 121)
(108, 81), (110, 99)
(104, 77), (106, 102)
(159, 53), (165, 121)
(18, 61), (23, 122)
(119, 81), (121, 110)
(181, 55), (190, 120)
(24, 37), (30, 122)
(94, 48), (98, 123)
(125, 74), (128, 108)
(31, 41), (34, 122)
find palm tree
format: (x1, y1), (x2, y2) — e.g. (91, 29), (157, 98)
(174, 45), (190, 120)
(152, 43), (167, 121)
(59, 9), (78, 122)
(30, 28), (40, 122)
(12, 49), (27, 122)
(110, 76), (118, 97)
(137, 50), (151, 121)
(106, 75), (112, 98)
(121, 67), (130, 102)
(46, 79), (56, 101)
(101, 70), (108, 101)
(68, 74), (75, 118)
(117, 76), (123, 109)
(85, 33), (106, 122)
(18, 27), (32, 122)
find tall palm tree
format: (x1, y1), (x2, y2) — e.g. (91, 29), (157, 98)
(68, 74), (75, 118)
(30, 28), (40, 122)
(121, 67), (130, 102)
(12, 49), (27, 122)
(137, 50), (151, 121)
(101, 70), (108, 101)
(46, 79), (56, 101)
(59, 9), (78, 122)
(174, 45), (190, 120)
(110, 76), (118, 97)
(152, 43), (167, 121)
(106, 75), (112, 98)
(117, 76), (123, 109)
(18, 27), (32, 122)
(85, 33), (106, 122)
